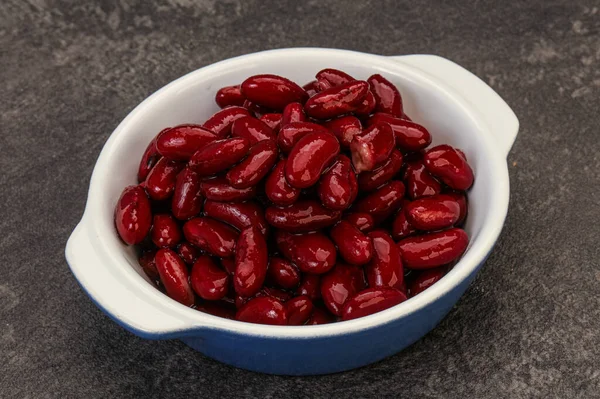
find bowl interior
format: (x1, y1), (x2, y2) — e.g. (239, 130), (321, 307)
(86, 48), (503, 333)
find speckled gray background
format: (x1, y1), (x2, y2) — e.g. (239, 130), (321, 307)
(1, 0), (599, 398)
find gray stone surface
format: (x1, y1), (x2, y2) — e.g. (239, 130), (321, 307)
(1, 0), (599, 397)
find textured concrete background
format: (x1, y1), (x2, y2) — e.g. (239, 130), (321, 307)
(1, 0), (599, 398)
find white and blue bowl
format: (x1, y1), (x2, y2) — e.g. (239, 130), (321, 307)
(65, 48), (519, 375)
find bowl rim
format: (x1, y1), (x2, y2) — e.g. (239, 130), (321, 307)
(79, 47), (510, 338)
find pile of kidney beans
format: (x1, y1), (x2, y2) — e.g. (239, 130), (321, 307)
(114, 69), (474, 326)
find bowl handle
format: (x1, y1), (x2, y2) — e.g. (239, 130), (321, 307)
(389, 55), (519, 158)
(65, 221), (198, 339)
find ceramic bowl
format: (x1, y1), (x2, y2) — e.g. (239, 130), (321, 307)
(65, 48), (519, 375)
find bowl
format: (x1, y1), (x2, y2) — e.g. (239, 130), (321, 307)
(65, 48), (519, 375)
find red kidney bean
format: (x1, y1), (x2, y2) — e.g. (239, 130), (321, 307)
(266, 200), (341, 232)
(304, 80), (369, 119)
(138, 134), (163, 182)
(264, 159), (301, 206)
(203, 200), (268, 236)
(391, 200), (417, 240)
(330, 221), (373, 265)
(281, 102), (307, 126)
(202, 106), (251, 138)
(444, 191), (468, 225)
(171, 168), (203, 220)
(115, 185), (152, 245)
(404, 160), (442, 199)
(196, 301), (236, 319)
(259, 113), (283, 133)
(342, 287), (407, 321)
(323, 116), (362, 148)
(241, 74), (308, 110)
(285, 132), (340, 188)
(235, 296), (287, 325)
(318, 155), (358, 210)
(316, 68), (354, 90)
(258, 287), (292, 303)
(231, 116), (276, 144)
(354, 180), (405, 217)
(397, 228), (469, 269)
(145, 157), (185, 200)
(350, 122), (395, 173)
(354, 91), (377, 116)
(408, 267), (446, 297)
(190, 255), (229, 300)
(189, 137), (250, 177)
(368, 74), (403, 117)
(267, 257), (300, 289)
(151, 214), (182, 248)
(155, 248), (195, 306)
(296, 273), (321, 300)
(226, 139), (278, 189)
(303, 80), (319, 97)
(155, 125), (217, 161)
(276, 230), (336, 274)
(368, 113), (432, 151)
(405, 194), (461, 231)
(277, 121), (330, 153)
(320, 264), (365, 316)
(183, 217), (238, 258)
(286, 296), (314, 325)
(306, 306), (335, 325)
(199, 177), (257, 202)
(177, 242), (202, 265)
(215, 85), (245, 108)
(220, 257), (236, 275)
(242, 99), (271, 118)
(358, 149), (403, 192)
(234, 226), (268, 297)
(344, 212), (375, 232)
(423, 145), (474, 190)
(366, 231), (404, 290)
(139, 250), (159, 281)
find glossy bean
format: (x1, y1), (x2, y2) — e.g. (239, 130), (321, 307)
(405, 194), (461, 231)
(266, 200), (341, 232)
(151, 214), (182, 248)
(242, 99), (271, 118)
(171, 168), (203, 220)
(145, 157), (185, 200)
(323, 116), (362, 148)
(423, 145), (474, 190)
(189, 137), (250, 177)
(276, 230), (337, 274)
(202, 106), (251, 138)
(444, 191), (468, 225)
(177, 242), (202, 265)
(304, 80), (369, 119)
(267, 257), (301, 289)
(220, 257), (236, 275)
(138, 250), (159, 281)
(215, 85), (245, 108)
(350, 122), (395, 173)
(156, 124), (217, 161)
(330, 221), (373, 265)
(203, 200), (268, 235)
(190, 255), (229, 300)
(354, 180), (405, 217)
(303, 80), (319, 97)
(397, 228), (469, 269)
(368, 113), (431, 151)
(234, 226), (268, 297)
(315, 68), (354, 90)
(199, 177), (257, 202)
(344, 212), (375, 232)
(320, 264), (365, 316)
(404, 160), (442, 199)
(235, 296), (287, 325)
(296, 274), (321, 301)
(264, 159), (301, 206)
(259, 113), (283, 133)
(226, 139), (278, 189)
(241, 74), (308, 110)
(367, 74), (403, 117)
(277, 121), (330, 153)
(317, 155), (358, 210)
(408, 267), (446, 297)
(138, 134), (163, 182)
(341, 287), (407, 321)
(285, 132), (340, 188)
(115, 185), (152, 245)
(391, 200), (417, 240)
(281, 102), (307, 126)
(354, 91), (377, 116)
(358, 149), (403, 192)
(231, 116), (276, 144)
(155, 248), (195, 306)
(183, 217), (238, 258)
(286, 296), (314, 325)
(366, 231), (404, 290)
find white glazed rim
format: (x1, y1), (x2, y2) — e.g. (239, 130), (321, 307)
(83, 48), (509, 338)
